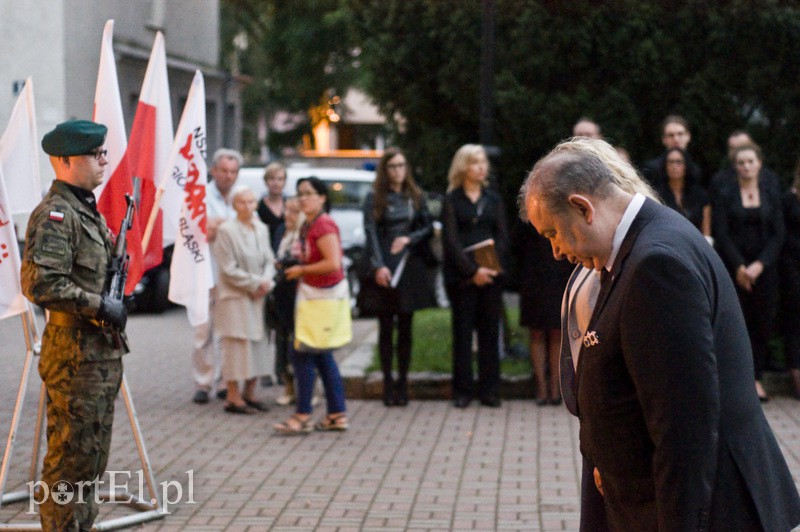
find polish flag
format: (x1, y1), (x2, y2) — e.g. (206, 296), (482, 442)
(162, 71), (212, 326)
(0, 77), (41, 215)
(93, 19), (143, 295)
(0, 167), (26, 320)
(128, 31), (173, 271)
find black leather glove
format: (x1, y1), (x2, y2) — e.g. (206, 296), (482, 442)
(98, 295), (127, 330)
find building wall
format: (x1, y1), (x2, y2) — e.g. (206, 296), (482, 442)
(0, 0), (240, 191)
(0, 0), (67, 184)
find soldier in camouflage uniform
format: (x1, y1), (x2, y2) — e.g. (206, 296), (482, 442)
(20, 120), (129, 531)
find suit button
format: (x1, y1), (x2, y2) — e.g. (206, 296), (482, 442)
(571, 330), (581, 339)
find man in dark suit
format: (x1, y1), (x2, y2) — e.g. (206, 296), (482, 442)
(519, 138), (800, 531)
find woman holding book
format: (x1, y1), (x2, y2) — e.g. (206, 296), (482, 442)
(361, 148), (437, 406)
(442, 144), (510, 408)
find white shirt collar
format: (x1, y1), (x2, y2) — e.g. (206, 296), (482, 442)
(604, 193), (645, 272)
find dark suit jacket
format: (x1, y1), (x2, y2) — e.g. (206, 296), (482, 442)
(574, 198), (800, 531)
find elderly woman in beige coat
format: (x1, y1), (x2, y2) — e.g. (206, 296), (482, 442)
(212, 184), (276, 414)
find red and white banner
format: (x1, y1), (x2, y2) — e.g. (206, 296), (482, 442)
(127, 31), (173, 271)
(163, 71), (213, 326)
(0, 167), (26, 320)
(93, 19), (143, 295)
(0, 77), (41, 215)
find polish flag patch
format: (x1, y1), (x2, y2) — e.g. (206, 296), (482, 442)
(49, 211), (64, 222)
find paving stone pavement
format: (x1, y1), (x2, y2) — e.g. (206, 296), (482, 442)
(1, 308), (799, 531)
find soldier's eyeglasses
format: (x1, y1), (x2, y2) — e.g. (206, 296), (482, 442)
(83, 149), (107, 160)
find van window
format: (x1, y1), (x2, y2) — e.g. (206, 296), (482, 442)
(327, 180), (373, 209)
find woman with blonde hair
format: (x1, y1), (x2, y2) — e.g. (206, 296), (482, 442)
(442, 144), (510, 408)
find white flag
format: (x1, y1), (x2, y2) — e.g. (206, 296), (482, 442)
(164, 71), (213, 326)
(0, 166), (26, 320)
(0, 77), (41, 215)
(93, 19), (144, 294)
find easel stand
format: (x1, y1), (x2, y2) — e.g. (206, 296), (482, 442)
(0, 305), (165, 530)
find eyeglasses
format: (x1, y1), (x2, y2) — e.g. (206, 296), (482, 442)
(666, 159), (685, 165)
(386, 162), (406, 170)
(83, 149), (107, 161)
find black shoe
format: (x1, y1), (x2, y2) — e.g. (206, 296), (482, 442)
(480, 397), (502, 408)
(260, 376), (274, 387)
(548, 397), (562, 406)
(244, 398), (270, 412)
(193, 390), (210, 404)
(216, 389), (228, 400)
(395, 381), (409, 407)
(453, 396), (472, 408)
(535, 398), (548, 407)
(224, 403), (254, 414)
(383, 383), (395, 406)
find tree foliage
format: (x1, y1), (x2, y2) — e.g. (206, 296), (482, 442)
(221, 0), (360, 154)
(224, 1), (800, 199)
(352, 0), (800, 198)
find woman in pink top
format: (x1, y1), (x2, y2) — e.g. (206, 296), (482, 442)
(273, 177), (348, 434)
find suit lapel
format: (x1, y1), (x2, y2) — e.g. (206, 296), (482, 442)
(585, 198), (657, 327)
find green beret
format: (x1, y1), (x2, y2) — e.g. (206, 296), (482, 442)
(41, 120), (107, 157)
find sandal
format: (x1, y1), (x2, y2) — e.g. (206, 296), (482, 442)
(315, 413), (349, 432)
(273, 414), (313, 435)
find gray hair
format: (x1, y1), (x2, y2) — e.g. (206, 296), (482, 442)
(212, 148), (243, 167)
(229, 183), (255, 203)
(518, 137), (659, 221)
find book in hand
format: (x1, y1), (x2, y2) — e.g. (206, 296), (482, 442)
(463, 239), (502, 273)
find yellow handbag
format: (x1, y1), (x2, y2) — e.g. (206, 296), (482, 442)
(294, 280), (352, 352)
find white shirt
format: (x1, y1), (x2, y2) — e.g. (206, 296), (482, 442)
(567, 193), (646, 368)
(206, 180), (236, 281)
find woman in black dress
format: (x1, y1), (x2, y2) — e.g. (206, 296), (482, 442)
(360, 148), (437, 406)
(656, 147), (711, 239)
(713, 144), (784, 401)
(780, 161), (800, 399)
(256, 162), (287, 385)
(442, 144), (510, 408)
(516, 224), (573, 405)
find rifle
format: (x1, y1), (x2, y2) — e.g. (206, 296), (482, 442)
(102, 193), (135, 346)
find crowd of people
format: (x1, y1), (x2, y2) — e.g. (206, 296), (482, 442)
(191, 115), (800, 423)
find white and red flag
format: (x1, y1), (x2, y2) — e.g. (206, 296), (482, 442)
(162, 71), (212, 326)
(127, 31), (173, 271)
(0, 167), (26, 320)
(93, 19), (143, 295)
(0, 77), (41, 215)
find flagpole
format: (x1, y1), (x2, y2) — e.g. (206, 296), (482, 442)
(140, 187), (164, 253)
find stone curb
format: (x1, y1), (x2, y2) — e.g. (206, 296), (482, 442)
(339, 329), (797, 400)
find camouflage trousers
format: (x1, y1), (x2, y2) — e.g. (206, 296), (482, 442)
(37, 355), (123, 532)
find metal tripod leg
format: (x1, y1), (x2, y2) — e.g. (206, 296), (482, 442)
(0, 308), (43, 507)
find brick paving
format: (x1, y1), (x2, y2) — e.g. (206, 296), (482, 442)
(0, 308), (799, 531)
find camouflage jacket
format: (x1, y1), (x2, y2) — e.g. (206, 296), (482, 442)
(21, 180), (127, 361)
